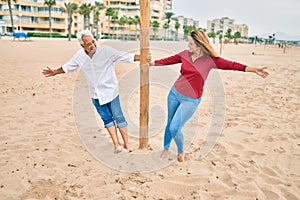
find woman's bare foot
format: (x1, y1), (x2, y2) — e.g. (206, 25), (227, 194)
(160, 150), (169, 159)
(124, 145), (132, 153)
(177, 153), (184, 162)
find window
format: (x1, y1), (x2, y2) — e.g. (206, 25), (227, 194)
(21, 5), (31, 12)
(31, 17), (38, 23)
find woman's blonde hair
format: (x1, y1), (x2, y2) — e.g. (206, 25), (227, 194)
(190, 30), (219, 58)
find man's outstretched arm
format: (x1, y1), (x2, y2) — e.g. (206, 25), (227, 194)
(42, 67), (65, 77)
(134, 54), (140, 61)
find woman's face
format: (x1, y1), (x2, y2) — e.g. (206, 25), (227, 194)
(188, 36), (200, 53)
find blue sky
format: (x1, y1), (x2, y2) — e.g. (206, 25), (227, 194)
(87, 0), (300, 37)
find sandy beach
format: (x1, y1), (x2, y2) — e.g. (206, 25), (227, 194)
(0, 38), (299, 199)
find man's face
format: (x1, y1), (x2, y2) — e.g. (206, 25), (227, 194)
(81, 35), (97, 56)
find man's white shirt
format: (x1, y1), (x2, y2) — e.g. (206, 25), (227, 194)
(62, 45), (135, 105)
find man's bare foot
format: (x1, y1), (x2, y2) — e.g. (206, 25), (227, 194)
(177, 153), (184, 162)
(160, 150), (169, 159)
(114, 146), (123, 154)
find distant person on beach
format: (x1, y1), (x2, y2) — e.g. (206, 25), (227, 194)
(42, 30), (141, 154)
(148, 30), (269, 162)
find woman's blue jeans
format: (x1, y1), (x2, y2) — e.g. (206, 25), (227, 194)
(164, 86), (201, 154)
(92, 96), (128, 128)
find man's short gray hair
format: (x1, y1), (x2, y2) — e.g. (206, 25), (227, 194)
(77, 30), (93, 44)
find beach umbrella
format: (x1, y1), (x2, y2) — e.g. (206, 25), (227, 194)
(139, 0), (150, 149)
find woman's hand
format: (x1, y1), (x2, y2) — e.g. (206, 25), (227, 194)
(246, 66), (269, 78)
(147, 53), (154, 66)
(255, 67), (269, 78)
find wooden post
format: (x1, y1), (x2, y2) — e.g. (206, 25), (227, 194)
(283, 43), (287, 54)
(139, 0), (150, 149)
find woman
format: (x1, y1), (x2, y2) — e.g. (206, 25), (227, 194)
(149, 30), (269, 162)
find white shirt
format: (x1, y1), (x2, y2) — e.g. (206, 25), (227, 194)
(62, 45), (135, 105)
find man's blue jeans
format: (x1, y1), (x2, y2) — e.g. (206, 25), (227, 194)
(92, 96), (128, 128)
(164, 86), (201, 154)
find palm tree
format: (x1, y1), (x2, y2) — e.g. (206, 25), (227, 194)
(183, 25), (194, 40)
(163, 23), (168, 40)
(111, 12), (118, 39)
(151, 20), (160, 40)
(134, 15), (140, 40)
(61, 2), (77, 41)
(224, 28), (232, 43)
(208, 32), (217, 43)
(44, 0), (56, 38)
(1, 0), (17, 32)
(175, 19), (180, 41)
(126, 16), (134, 40)
(233, 31), (241, 45)
(164, 12), (174, 39)
(118, 16), (127, 40)
(93, 2), (104, 40)
(105, 7), (115, 38)
(79, 3), (93, 30)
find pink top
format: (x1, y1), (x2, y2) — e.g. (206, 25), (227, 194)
(154, 50), (247, 98)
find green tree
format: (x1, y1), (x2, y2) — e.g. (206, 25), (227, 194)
(268, 33), (276, 44)
(79, 3), (93, 30)
(61, 2), (77, 41)
(151, 20), (160, 40)
(233, 31), (241, 45)
(105, 7), (115, 38)
(118, 16), (127, 40)
(163, 22), (169, 40)
(175, 19), (180, 41)
(134, 15), (140, 39)
(126, 16), (134, 40)
(224, 28), (232, 43)
(111, 11), (118, 39)
(183, 25), (194, 40)
(44, 0), (56, 38)
(164, 12), (174, 39)
(1, 0), (17, 32)
(93, 2), (104, 40)
(208, 32), (217, 43)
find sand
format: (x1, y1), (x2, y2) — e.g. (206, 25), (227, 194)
(0, 38), (299, 200)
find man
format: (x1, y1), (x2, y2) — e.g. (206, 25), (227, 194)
(42, 30), (140, 153)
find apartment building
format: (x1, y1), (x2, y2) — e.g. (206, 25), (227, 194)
(207, 17), (248, 37)
(169, 15), (199, 40)
(231, 23), (248, 38)
(0, 0), (82, 35)
(102, 0), (172, 38)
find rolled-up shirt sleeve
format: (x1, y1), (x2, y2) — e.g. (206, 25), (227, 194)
(107, 46), (135, 64)
(62, 55), (80, 73)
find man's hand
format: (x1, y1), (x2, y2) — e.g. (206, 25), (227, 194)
(42, 67), (64, 77)
(42, 67), (56, 77)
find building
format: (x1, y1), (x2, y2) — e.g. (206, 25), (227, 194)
(207, 17), (248, 37)
(0, 0), (82, 35)
(169, 15), (199, 40)
(232, 23), (248, 38)
(102, 0), (173, 38)
(0, 0), (200, 40)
